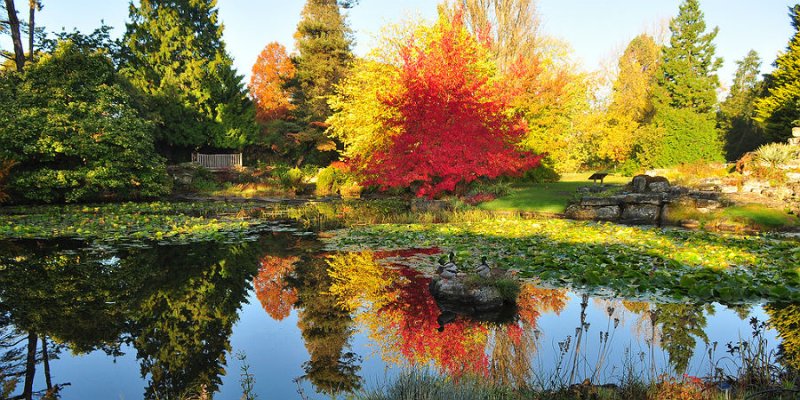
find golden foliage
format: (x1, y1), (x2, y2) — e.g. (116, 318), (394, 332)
(326, 251), (396, 312)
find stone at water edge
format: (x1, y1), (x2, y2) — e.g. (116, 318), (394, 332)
(792, 127), (800, 137)
(631, 175), (648, 193)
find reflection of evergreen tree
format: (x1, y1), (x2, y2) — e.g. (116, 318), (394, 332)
(656, 303), (711, 373)
(125, 241), (261, 399)
(0, 234), (308, 399)
(0, 240), (134, 354)
(765, 303), (800, 371)
(288, 255), (361, 396)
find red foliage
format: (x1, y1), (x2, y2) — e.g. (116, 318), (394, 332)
(378, 268), (489, 377)
(249, 42), (296, 122)
(362, 12), (543, 198)
(253, 255), (299, 321)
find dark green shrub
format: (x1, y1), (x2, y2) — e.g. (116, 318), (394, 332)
(0, 41), (170, 203)
(523, 158), (560, 183)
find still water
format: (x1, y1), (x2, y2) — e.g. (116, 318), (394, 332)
(0, 225), (794, 399)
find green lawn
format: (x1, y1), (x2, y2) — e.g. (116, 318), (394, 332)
(479, 173), (630, 213)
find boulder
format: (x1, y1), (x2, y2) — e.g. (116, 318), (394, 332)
(742, 180), (769, 194)
(579, 196), (623, 207)
(621, 204), (661, 224)
(648, 181), (671, 193)
(565, 205), (621, 221)
(631, 175), (670, 193)
(623, 193), (663, 205)
(695, 198), (722, 210)
(719, 185), (739, 194)
(429, 277), (507, 313)
(631, 175), (648, 193)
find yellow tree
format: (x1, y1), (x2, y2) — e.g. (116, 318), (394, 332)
(599, 33), (661, 165)
(326, 59), (401, 165)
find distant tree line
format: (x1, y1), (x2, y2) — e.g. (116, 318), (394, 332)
(3, 0), (800, 203)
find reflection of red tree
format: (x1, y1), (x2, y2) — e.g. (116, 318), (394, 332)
(516, 284), (568, 328)
(253, 255), (299, 321)
(378, 268), (489, 377)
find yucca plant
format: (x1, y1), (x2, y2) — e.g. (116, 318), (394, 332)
(753, 143), (795, 168)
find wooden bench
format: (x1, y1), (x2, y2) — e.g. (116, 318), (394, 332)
(191, 153), (242, 171)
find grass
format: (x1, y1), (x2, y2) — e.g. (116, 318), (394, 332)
(666, 203), (799, 232)
(479, 173), (630, 214)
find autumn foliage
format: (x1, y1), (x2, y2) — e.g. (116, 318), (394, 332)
(253, 255), (299, 321)
(353, 11), (543, 198)
(249, 42), (297, 122)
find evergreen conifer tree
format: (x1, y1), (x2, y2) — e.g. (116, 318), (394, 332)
(290, 0), (354, 165)
(719, 50), (766, 160)
(755, 5), (800, 141)
(121, 0), (256, 159)
(647, 0), (723, 167)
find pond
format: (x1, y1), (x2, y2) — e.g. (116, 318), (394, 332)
(0, 220), (797, 399)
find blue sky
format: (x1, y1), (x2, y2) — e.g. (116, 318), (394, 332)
(19, 0), (799, 90)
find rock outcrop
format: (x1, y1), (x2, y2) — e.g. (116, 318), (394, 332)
(565, 176), (727, 225)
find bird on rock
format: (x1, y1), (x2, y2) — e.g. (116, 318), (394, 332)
(475, 256), (491, 279)
(437, 252), (459, 279)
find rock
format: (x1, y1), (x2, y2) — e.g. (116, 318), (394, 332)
(429, 277), (508, 313)
(631, 175), (670, 193)
(594, 206), (622, 220)
(742, 180), (769, 194)
(792, 127), (800, 138)
(623, 193), (663, 205)
(648, 181), (671, 193)
(166, 163), (204, 186)
(768, 186), (795, 200)
(681, 219), (701, 229)
(565, 205), (621, 221)
(579, 196), (622, 207)
(695, 198), (722, 210)
(631, 175), (648, 193)
(621, 204), (661, 224)
(786, 172), (800, 183)
(719, 185), (739, 194)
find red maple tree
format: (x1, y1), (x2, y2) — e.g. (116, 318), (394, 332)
(362, 11), (543, 198)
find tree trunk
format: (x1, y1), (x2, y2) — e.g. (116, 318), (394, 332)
(23, 332), (37, 400)
(4, 0), (26, 72)
(41, 336), (51, 390)
(27, 0), (34, 62)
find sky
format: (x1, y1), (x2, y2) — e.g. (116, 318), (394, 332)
(14, 0), (800, 91)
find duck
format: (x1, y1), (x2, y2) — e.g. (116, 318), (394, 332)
(475, 256), (492, 279)
(437, 252), (459, 279)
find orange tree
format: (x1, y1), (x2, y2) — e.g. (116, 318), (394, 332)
(249, 42), (296, 123)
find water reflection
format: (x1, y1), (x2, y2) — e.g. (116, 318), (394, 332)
(0, 239), (797, 399)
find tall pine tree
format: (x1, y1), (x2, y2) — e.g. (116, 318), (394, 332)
(755, 5), (800, 141)
(647, 0), (723, 167)
(290, 0), (354, 165)
(121, 0), (256, 160)
(719, 50), (766, 160)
